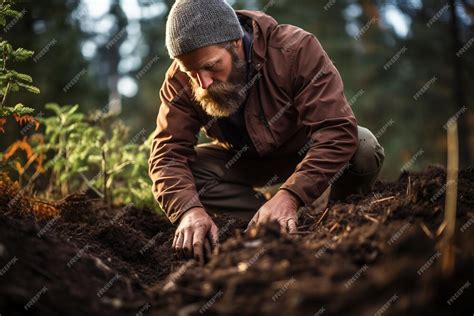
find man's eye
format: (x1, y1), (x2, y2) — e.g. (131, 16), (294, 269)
(204, 65), (216, 71)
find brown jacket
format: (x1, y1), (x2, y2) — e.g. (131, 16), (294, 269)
(149, 10), (358, 224)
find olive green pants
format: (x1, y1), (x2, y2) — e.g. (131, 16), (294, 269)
(189, 126), (385, 221)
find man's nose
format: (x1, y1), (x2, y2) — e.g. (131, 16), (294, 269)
(196, 72), (213, 89)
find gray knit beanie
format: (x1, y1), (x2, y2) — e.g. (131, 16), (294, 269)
(165, 0), (244, 58)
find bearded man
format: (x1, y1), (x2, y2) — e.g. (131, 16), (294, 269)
(148, 0), (385, 263)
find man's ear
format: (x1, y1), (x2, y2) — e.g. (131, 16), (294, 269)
(233, 38), (242, 49)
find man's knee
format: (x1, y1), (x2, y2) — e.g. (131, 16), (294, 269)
(329, 126), (385, 199)
(350, 125), (385, 175)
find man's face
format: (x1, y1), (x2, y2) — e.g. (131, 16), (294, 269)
(176, 40), (248, 117)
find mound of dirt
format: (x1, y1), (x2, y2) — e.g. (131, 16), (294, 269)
(1, 165), (473, 315)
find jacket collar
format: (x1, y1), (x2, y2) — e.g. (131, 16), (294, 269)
(236, 10), (279, 71)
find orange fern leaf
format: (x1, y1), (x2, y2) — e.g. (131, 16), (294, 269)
(14, 161), (25, 176)
(3, 137), (34, 161)
(3, 136), (45, 175)
(13, 114), (40, 131)
(32, 201), (59, 219)
(0, 118), (6, 133)
(30, 134), (45, 174)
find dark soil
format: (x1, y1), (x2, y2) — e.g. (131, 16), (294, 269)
(0, 165), (473, 316)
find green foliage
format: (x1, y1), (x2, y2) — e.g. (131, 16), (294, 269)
(113, 132), (155, 207)
(0, 102), (34, 116)
(40, 103), (89, 193)
(0, 0), (39, 118)
(38, 103), (155, 208)
(0, 0), (22, 26)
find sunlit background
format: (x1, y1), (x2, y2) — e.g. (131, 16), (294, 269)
(2, 0), (473, 179)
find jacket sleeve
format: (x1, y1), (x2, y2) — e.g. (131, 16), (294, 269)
(148, 75), (204, 224)
(279, 34), (358, 206)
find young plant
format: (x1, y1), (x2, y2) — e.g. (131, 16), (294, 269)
(0, 0), (39, 120)
(0, 0), (43, 187)
(39, 103), (99, 196)
(38, 103), (156, 209)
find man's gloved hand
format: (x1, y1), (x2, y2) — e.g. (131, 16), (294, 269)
(247, 189), (301, 233)
(172, 207), (219, 264)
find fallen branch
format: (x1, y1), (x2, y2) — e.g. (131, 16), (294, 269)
(370, 196), (395, 204)
(406, 176), (411, 196)
(362, 213), (379, 224)
(316, 207), (329, 226)
(420, 223), (434, 240)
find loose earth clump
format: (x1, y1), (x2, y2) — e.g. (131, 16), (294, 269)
(0, 165), (473, 315)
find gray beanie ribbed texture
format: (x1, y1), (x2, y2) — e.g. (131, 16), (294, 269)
(165, 0), (244, 58)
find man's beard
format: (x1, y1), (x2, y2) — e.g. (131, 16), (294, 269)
(191, 47), (248, 118)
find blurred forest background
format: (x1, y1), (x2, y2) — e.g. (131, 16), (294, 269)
(0, 0), (473, 180)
